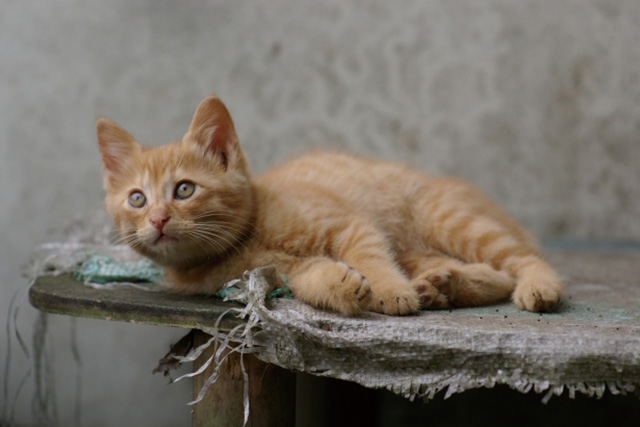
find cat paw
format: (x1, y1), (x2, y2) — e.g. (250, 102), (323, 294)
(333, 263), (373, 315)
(368, 284), (420, 316)
(512, 278), (561, 312)
(410, 271), (456, 310)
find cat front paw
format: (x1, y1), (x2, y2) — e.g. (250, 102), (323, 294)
(410, 271), (456, 310)
(368, 284), (420, 315)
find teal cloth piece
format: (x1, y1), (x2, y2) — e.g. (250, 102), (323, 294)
(214, 274), (293, 300)
(74, 253), (163, 284)
(74, 252), (292, 299)
(267, 274), (293, 299)
(214, 287), (236, 299)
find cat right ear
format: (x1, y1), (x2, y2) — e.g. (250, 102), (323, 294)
(183, 94), (242, 171)
(96, 117), (140, 187)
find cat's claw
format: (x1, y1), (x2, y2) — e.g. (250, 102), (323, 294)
(335, 263), (373, 314)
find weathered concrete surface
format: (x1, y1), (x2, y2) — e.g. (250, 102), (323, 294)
(29, 249), (640, 407)
(28, 275), (244, 330)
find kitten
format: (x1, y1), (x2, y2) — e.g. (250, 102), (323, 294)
(96, 94), (562, 315)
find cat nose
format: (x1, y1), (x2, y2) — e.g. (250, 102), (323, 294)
(149, 213), (171, 231)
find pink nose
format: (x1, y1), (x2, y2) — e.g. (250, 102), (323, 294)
(149, 214), (171, 231)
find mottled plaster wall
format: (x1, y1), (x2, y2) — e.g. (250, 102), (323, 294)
(1, 1), (639, 425)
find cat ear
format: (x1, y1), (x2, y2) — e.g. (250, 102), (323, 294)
(96, 117), (141, 187)
(183, 94), (241, 170)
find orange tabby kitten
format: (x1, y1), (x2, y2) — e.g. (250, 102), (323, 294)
(96, 94), (562, 315)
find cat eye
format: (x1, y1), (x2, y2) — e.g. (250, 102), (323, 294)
(128, 191), (147, 208)
(175, 181), (196, 200)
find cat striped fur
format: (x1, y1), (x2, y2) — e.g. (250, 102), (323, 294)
(96, 94), (562, 316)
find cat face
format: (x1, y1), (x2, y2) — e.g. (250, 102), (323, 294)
(96, 95), (253, 268)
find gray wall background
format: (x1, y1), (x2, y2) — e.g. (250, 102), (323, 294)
(2, 0), (639, 426)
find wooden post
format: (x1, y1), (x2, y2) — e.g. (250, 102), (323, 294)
(192, 330), (295, 427)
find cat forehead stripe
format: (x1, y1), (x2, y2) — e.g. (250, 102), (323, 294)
(164, 169), (174, 201)
(142, 168), (150, 189)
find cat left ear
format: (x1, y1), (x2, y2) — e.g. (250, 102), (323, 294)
(96, 117), (141, 187)
(183, 94), (241, 170)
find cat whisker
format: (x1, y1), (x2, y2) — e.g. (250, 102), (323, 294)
(186, 226), (252, 261)
(120, 236), (144, 251)
(112, 232), (138, 246)
(188, 228), (238, 250)
(108, 228), (133, 242)
(194, 220), (260, 239)
(189, 210), (262, 239)
(187, 230), (232, 260)
(187, 232), (217, 259)
(190, 233), (226, 254)
(172, 218), (246, 239)
(191, 211), (254, 225)
(192, 223), (247, 238)
(190, 210), (249, 219)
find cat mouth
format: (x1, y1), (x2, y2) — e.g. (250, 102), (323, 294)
(153, 232), (178, 246)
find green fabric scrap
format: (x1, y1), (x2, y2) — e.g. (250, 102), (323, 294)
(74, 252), (293, 300)
(267, 274), (293, 299)
(214, 274), (293, 300)
(74, 253), (163, 284)
(214, 286), (235, 299)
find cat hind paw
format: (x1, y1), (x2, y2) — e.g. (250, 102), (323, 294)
(513, 281), (561, 312)
(411, 271), (456, 310)
(512, 267), (562, 312)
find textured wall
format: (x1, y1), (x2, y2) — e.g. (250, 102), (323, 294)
(2, 0), (640, 425)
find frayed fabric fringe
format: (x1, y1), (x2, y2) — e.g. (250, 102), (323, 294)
(170, 267), (640, 420)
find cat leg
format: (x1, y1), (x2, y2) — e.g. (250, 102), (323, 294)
(412, 178), (562, 311)
(398, 250), (515, 309)
(333, 219), (420, 315)
(425, 217), (561, 312)
(501, 254), (563, 312)
(284, 256), (373, 315)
